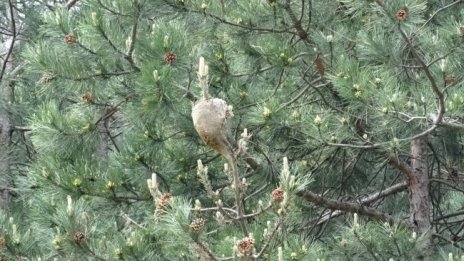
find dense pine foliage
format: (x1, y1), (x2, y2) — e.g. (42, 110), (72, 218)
(1, 0), (464, 260)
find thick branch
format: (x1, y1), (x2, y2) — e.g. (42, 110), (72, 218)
(386, 153), (414, 181)
(315, 181), (408, 225)
(297, 190), (409, 227)
(283, 0), (310, 44)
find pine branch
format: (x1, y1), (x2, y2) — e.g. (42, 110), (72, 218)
(192, 206), (237, 215)
(386, 153), (414, 181)
(254, 217), (283, 259)
(194, 240), (218, 261)
(124, 4), (141, 71)
(353, 229), (381, 261)
(432, 233), (464, 252)
(314, 181), (408, 225)
(397, 26), (445, 125)
(65, 0), (79, 9)
(420, 0), (463, 29)
(434, 210), (464, 222)
(63, 70), (136, 81)
(120, 212), (146, 230)
(277, 77), (324, 110)
(230, 163), (248, 236)
(94, 96), (130, 126)
(297, 189), (409, 227)
(242, 204), (272, 219)
(162, 0), (295, 35)
(282, 0), (310, 44)
(96, 27), (122, 55)
(373, 0), (445, 127)
(300, 76), (345, 114)
(97, 0), (130, 16)
(96, 25), (140, 71)
(430, 178), (464, 194)
(104, 121), (120, 152)
(138, 158), (169, 191)
(11, 126), (32, 132)
(326, 124), (440, 149)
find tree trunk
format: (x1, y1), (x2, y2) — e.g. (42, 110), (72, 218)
(409, 135), (432, 258)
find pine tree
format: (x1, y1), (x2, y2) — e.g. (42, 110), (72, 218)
(1, 0), (464, 260)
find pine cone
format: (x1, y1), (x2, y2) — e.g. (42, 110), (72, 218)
(396, 9), (408, 21)
(164, 52), (177, 64)
(271, 187), (285, 203)
(156, 192), (172, 210)
(189, 218), (205, 232)
(65, 33), (76, 44)
(237, 236), (255, 256)
(73, 231), (85, 243)
(82, 93), (93, 103)
(39, 72), (55, 84)
(191, 98), (235, 162)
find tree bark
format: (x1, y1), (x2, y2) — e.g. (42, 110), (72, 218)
(0, 115), (11, 208)
(409, 135), (432, 258)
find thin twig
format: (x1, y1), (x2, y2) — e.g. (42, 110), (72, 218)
(125, 4), (140, 71)
(420, 0), (463, 30)
(120, 212), (146, 230)
(432, 233), (464, 251)
(277, 77), (323, 110)
(397, 26), (445, 124)
(254, 217), (284, 259)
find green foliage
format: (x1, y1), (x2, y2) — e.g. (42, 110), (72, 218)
(304, 216), (430, 260)
(2, 0), (464, 260)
